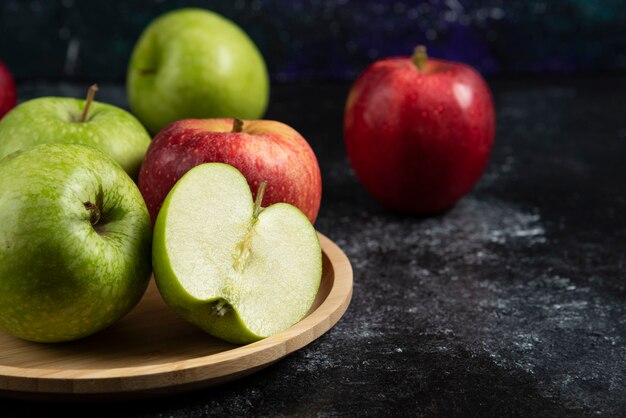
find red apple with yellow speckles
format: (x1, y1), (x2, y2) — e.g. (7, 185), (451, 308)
(139, 118), (322, 223)
(344, 46), (495, 214)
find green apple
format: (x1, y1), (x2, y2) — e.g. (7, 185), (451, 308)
(0, 144), (152, 343)
(0, 85), (151, 179)
(127, 8), (269, 134)
(153, 163), (321, 344)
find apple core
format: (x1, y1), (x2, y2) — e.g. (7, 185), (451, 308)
(152, 163), (322, 344)
(80, 84), (99, 122)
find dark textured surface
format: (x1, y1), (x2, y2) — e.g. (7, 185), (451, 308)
(2, 0), (626, 81)
(2, 78), (626, 416)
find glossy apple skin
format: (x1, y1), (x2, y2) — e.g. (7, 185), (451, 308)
(0, 144), (152, 343)
(344, 57), (495, 214)
(139, 118), (322, 224)
(0, 61), (17, 119)
(0, 97), (151, 179)
(127, 8), (269, 134)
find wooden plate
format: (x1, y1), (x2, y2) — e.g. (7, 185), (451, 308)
(0, 233), (352, 401)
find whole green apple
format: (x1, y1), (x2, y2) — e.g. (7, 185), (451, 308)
(153, 163), (322, 344)
(127, 8), (269, 134)
(0, 85), (151, 179)
(0, 144), (152, 343)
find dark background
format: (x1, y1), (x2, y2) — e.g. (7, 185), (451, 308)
(1, 0), (626, 81)
(2, 1), (626, 417)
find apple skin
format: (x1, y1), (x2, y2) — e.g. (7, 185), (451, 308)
(0, 97), (151, 179)
(0, 60), (17, 119)
(127, 8), (269, 134)
(344, 55), (495, 214)
(0, 144), (152, 343)
(139, 118), (322, 224)
(153, 163), (322, 344)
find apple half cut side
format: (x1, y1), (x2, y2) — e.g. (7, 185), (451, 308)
(153, 163), (322, 344)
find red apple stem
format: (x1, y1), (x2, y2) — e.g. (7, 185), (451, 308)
(412, 45), (428, 71)
(232, 118), (244, 133)
(253, 181), (268, 218)
(81, 84), (99, 122)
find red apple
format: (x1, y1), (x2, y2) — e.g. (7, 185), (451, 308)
(344, 46), (495, 214)
(139, 118), (322, 223)
(0, 61), (17, 119)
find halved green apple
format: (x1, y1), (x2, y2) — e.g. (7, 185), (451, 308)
(152, 163), (322, 344)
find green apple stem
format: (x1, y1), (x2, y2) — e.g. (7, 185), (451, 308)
(84, 202), (101, 226)
(231, 118), (244, 133)
(232, 181), (268, 272)
(81, 84), (99, 122)
(412, 45), (428, 71)
(253, 181), (267, 218)
(84, 188), (104, 229)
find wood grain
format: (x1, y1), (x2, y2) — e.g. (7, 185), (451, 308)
(0, 233), (352, 400)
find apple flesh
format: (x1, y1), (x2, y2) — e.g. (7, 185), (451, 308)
(139, 118), (322, 224)
(0, 60), (17, 119)
(344, 46), (495, 214)
(0, 85), (151, 179)
(0, 144), (152, 343)
(152, 163), (322, 344)
(127, 8), (269, 134)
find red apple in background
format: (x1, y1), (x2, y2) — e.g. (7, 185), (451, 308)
(139, 118), (322, 223)
(0, 61), (17, 119)
(344, 46), (495, 214)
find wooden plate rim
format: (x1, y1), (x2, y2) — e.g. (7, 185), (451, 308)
(0, 233), (352, 394)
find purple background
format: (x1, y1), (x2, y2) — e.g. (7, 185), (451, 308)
(1, 0), (625, 81)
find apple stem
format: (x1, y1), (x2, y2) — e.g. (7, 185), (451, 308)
(412, 45), (428, 71)
(232, 118), (244, 133)
(81, 84), (99, 122)
(253, 181), (268, 218)
(84, 202), (101, 226)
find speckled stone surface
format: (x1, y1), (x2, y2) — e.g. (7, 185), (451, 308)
(2, 78), (626, 416)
